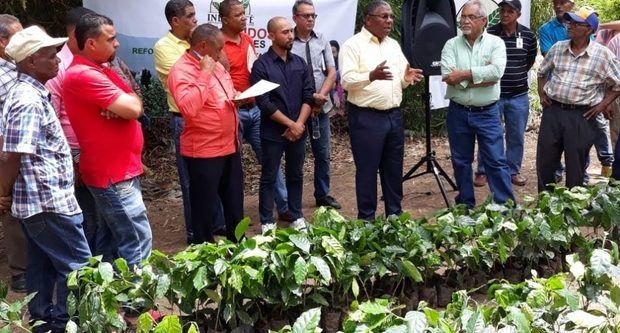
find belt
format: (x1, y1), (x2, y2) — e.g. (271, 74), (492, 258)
(452, 101), (497, 112)
(169, 112), (183, 118)
(347, 102), (399, 114)
(238, 102), (256, 110)
(550, 99), (590, 110)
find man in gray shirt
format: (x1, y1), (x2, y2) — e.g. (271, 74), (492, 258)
(291, 0), (341, 209)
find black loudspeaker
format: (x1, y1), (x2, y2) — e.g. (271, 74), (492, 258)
(402, 0), (457, 76)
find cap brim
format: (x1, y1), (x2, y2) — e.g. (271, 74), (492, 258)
(41, 37), (68, 49)
(498, 1), (520, 10)
(563, 12), (587, 23)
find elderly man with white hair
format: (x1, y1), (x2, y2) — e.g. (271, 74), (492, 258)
(440, 0), (514, 208)
(0, 26), (91, 333)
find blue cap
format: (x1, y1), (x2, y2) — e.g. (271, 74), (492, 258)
(564, 7), (599, 31)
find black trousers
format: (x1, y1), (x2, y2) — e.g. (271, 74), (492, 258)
(185, 151), (244, 243)
(347, 103), (404, 220)
(536, 102), (597, 192)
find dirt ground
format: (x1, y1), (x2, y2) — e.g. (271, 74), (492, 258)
(0, 116), (609, 302)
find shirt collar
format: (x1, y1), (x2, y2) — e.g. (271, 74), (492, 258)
(360, 26), (384, 44)
(166, 31), (189, 45)
(459, 32), (487, 47)
(489, 22), (523, 37)
(17, 73), (50, 100)
(565, 39), (595, 57)
(72, 54), (106, 70)
(266, 47), (292, 63)
(294, 28), (318, 42)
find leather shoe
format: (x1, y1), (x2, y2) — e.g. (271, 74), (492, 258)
(10, 273), (26, 293)
(278, 211), (296, 222)
(511, 174), (526, 186)
(316, 195), (342, 209)
(473, 174), (487, 187)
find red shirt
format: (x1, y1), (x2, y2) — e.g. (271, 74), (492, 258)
(168, 51), (239, 158)
(223, 32), (257, 92)
(63, 55), (144, 188)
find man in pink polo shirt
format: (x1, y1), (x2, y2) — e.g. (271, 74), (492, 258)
(63, 13), (151, 268)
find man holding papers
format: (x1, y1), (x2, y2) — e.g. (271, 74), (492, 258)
(250, 16), (315, 233)
(219, 0), (294, 223)
(168, 23), (243, 243)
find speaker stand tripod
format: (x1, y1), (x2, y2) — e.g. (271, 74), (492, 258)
(402, 76), (457, 207)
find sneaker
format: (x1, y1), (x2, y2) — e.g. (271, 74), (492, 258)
(511, 174), (527, 186)
(473, 174), (487, 187)
(601, 165), (612, 177)
(261, 223), (277, 234)
(10, 273), (26, 293)
(290, 218), (307, 231)
(278, 211), (296, 222)
(316, 195), (342, 209)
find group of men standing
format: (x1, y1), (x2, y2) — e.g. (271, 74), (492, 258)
(2, 0), (620, 331)
(0, 9), (152, 333)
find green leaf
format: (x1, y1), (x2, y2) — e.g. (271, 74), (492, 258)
(154, 315), (182, 333)
(155, 274), (171, 298)
(465, 310), (484, 333)
(214, 259), (228, 276)
(237, 309), (254, 325)
(192, 266), (208, 291)
(309, 293), (330, 306)
(359, 300), (390, 314)
(136, 312), (155, 333)
(229, 268), (244, 292)
(290, 233), (311, 253)
(98, 262), (114, 284)
(235, 217), (251, 241)
(401, 259), (423, 282)
(351, 278), (360, 298)
(187, 322), (200, 333)
(423, 307), (440, 326)
(590, 249), (613, 278)
(405, 311), (427, 333)
(383, 325), (407, 333)
(223, 304), (234, 323)
(114, 257), (130, 274)
(67, 292), (77, 317)
(67, 271), (78, 289)
(310, 256), (332, 284)
(205, 289), (222, 303)
(508, 307), (531, 333)
(291, 307), (321, 333)
(321, 235), (345, 259)
(294, 256), (308, 285)
(566, 310), (606, 328)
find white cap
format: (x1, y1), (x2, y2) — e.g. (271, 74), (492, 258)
(6, 26), (67, 63)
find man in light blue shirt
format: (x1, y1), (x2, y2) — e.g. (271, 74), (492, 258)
(441, 0), (514, 208)
(538, 0), (573, 55)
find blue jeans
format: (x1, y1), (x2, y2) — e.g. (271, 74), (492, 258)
(171, 116), (224, 242)
(239, 106), (288, 213)
(447, 102), (514, 208)
(88, 177), (152, 268)
(74, 185), (99, 253)
(307, 112), (332, 201)
(347, 104), (404, 220)
(259, 138), (306, 225)
(476, 93), (529, 176)
(21, 212), (90, 333)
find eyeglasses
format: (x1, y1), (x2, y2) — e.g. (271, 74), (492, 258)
(296, 13), (318, 20)
(458, 15), (484, 23)
(369, 13), (396, 20)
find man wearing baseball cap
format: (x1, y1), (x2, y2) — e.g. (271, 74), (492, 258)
(474, 0), (537, 188)
(0, 25), (91, 333)
(537, 7), (620, 192)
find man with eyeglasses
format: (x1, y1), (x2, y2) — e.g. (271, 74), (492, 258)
(473, 0), (537, 188)
(539, 0), (613, 183)
(440, 0), (514, 208)
(537, 7), (620, 192)
(290, 0), (342, 210)
(340, 0), (423, 220)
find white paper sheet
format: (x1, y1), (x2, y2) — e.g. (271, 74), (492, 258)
(234, 80), (280, 100)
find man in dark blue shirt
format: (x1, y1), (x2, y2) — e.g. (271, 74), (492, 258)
(250, 16), (314, 233)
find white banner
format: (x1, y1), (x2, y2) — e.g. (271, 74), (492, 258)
(83, 0), (358, 76)
(430, 0), (532, 109)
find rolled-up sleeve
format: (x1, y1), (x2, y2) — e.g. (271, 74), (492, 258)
(470, 38), (506, 84)
(250, 59), (279, 117)
(537, 44), (556, 77)
(302, 64), (315, 106)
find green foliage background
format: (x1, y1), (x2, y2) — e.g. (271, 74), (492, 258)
(3, 0), (620, 134)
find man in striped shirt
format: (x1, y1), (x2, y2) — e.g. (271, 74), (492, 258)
(537, 8), (620, 191)
(474, 0), (536, 187)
